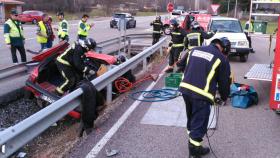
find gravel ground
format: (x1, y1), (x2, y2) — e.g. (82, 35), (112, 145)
(0, 98), (40, 129)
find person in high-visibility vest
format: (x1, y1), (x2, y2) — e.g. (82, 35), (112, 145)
(177, 37), (231, 158)
(165, 19), (188, 73)
(4, 9), (26, 64)
(77, 14), (94, 41)
(56, 12), (69, 42)
(36, 13), (51, 51)
(244, 17), (254, 53)
(150, 16), (163, 45)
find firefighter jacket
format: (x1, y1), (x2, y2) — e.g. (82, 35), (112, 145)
(186, 29), (215, 50)
(178, 44), (231, 103)
(4, 19), (24, 46)
(150, 20), (163, 34)
(169, 27), (187, 48)
(56, 43), (89, 74)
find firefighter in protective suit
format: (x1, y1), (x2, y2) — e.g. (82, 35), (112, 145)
(150, 16), (163, 45)
(177, 37), (231, 158)
(176, 21), (216, 73)
(165, 19), (187, 73)
(55, 38), (96, 96)
(186, 21), (215, 50)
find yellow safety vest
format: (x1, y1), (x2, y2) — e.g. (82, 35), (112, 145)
(78, 20), (90, 37)
(4, 19), (24, 44)
(58, 19), (69, 38)
(37, 21), (48, 43)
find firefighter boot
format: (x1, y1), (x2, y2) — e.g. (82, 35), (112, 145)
(188, 142), (210, 158)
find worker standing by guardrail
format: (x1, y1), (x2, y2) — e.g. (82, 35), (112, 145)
(56, 12), (69, 42)
(36, 13), (52, 51)
(165, 19), (187, 73)
(4, 9), (26, 64)
(178, 37), (231, 158)
(150, 16), (163, 45)
(77, 14), (94, 41)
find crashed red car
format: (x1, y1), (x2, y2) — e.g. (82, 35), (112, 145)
(24, 41), (126, 119)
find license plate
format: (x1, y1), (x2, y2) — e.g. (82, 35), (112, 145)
(40, 95), (55, 103)
(231, 49), (236, 53)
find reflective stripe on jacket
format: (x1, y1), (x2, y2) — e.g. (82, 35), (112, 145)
(179, 44), (231, 103)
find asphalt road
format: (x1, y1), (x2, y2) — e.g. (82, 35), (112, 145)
(65, 35), (280, 158)
(0, 16), (155, 68)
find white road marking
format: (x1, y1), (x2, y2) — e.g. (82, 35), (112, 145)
(85, 68), (167, 158)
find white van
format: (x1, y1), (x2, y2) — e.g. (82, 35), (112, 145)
(205, 16), (251, 62)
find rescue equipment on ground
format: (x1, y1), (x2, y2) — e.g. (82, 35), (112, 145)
(230, 83), (258, 109)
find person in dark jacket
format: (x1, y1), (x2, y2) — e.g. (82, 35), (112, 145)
(165, 19), (187, 73)
(55, 38), (96, 95)
(4, 9), (26, 64)
(186, 21), (215, 50)
(150, 16), (163, 45)
(178, 37), (231, 158)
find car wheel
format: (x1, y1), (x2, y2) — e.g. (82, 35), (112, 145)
(32, 19), (37, 24)
(133, 21), (136, 28)
(240, 54), (248, 62)
(163, 26), (171, 35)
(110, 24), (113, 28)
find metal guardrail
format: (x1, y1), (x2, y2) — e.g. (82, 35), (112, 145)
(0, 36), (167, 158)
(0, 63), (29, 81)
(0, 33), (152, 83)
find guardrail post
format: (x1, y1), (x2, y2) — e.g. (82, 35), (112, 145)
(106, 65), (112, 103)
(106, 83), (112, 104)
(143, 57), (147, 71)
(128, 38), (131, 57)
(160, 46), (163, 56)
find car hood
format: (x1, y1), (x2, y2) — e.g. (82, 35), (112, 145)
(205, 32), (248, 45)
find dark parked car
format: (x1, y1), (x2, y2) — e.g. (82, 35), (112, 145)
(18, 10), (52, 24)
(110, 13), (136, 29)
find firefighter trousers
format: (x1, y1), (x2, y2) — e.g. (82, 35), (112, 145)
(169, 46), (184, 66)
(182, 94), (211, 143)
(56, 61), (77, 94)
(152, 33), (161, 45)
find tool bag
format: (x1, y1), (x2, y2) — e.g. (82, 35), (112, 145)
(230, 83), (258, 109)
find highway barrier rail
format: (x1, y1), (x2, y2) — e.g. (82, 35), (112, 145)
(0, 36), (167, 158)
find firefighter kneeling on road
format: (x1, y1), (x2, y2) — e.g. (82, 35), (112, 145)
(55, 38), (96, 96)
(177, 37), (231, 158)
(150, 16), (163, 45)
(166, 19), (187, 73)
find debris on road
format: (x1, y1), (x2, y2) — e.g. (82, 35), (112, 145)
(106, 149), (119, 157)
